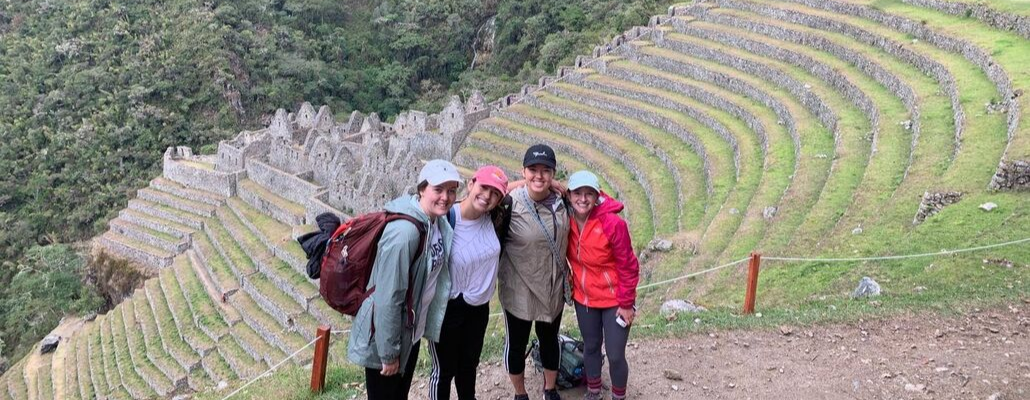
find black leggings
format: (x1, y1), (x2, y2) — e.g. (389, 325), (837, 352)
(365, 344), (420, 400)
(428, 296), (491, 400)
(503, 310), (562, 375)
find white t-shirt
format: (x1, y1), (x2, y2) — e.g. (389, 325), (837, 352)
(414, 220), (444, 341)
(448, 204), (501, 306)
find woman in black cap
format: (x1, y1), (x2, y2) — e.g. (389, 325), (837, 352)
(495, 144), (571, 400)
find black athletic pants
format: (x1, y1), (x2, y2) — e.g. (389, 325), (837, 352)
(365, 343), (420, 400)
(428, 295), (491, 400)
(503, 309), (562, 375)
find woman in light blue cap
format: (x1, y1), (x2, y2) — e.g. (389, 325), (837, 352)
(565, 170), (639, 400)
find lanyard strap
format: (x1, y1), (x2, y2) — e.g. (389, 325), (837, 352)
(517, 189), (562, 269)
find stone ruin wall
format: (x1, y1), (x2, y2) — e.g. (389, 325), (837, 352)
(162, 93), (489, 223)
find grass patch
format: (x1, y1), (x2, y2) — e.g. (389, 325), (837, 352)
(537, 85), (709, 231)
(636, 44), (835, 254)
(505, 101), (676, 239)
(486, 113), (658, 243)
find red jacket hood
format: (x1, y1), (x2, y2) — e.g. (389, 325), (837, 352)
(589, 191), (624, 219)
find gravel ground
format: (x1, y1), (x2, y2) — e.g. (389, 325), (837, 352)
(410, 300), (1030, 399)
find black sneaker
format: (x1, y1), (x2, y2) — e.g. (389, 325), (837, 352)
(513, 394), (529, 400)
(542, 388), (561, 400)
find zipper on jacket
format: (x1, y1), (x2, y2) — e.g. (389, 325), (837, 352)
(576, 222), (588, 306)
(603, 271), (615, 295)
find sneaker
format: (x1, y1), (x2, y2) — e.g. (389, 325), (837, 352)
(583, 390), (602, 400)
(542, 388), (561, 400)
(513, 394), (529, 400)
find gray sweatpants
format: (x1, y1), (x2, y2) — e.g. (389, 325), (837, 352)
(574, 302), (631, 390)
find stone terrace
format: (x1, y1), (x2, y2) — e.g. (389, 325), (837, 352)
(3, 0), (1028, 398)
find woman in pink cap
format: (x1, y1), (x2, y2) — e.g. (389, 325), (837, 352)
(427, 165), (510, 400)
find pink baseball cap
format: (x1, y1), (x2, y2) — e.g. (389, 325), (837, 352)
(473, 165), (509, 196)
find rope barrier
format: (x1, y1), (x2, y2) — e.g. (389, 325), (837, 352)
(637, 257), (751, 290)
(221, 334), (323, 400)
(222, 236), (1027, 398)
(763, 237), (1030, 263)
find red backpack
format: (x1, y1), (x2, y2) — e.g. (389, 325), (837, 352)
(319, 212), (426, 323)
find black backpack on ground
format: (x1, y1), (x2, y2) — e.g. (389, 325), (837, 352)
(528, 334), (591, 389)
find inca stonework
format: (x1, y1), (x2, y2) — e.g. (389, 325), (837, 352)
(96, 93), (490, 269)
(6, 2), (1028, 399)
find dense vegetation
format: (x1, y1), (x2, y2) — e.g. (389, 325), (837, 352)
(0, 0), (662, 371)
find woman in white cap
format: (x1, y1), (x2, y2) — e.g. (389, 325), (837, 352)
(347, 159), (462, 400)
(428, 165), (510, 400)
(565, 170), (639, 400)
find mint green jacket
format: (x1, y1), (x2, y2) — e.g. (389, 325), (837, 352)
(347, 195), (453, 371)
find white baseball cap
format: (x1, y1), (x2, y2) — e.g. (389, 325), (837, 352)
(418, 159), (462, 186)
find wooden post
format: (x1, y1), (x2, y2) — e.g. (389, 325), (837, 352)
(743, 252), (761, 315)
(310, 325), (331, 393)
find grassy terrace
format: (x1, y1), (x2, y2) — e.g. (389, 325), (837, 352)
(131, 293), (188, 388)
(128, 199), (206, 229)
(865, 0), (1030, 167)
(101, 312), (144, 398)
(111, 218), (183, 248)
(716, 1), (960, 235)
(193, 229), (242, 295)
(777, 0), (1011, 190)
(74, 334), (94, 400)
(580, 71), (766, 262)
(83, 325), (109, 397)
(152, 177), (225, 205)
(57, 336), (76, 400)
(498, 103), (672, 239)
(211, 208), (260, 278)
(215, 333), (266, 380)
(533, 88), (709, 231)
(482, 114), (658, 242)
(238, 179), (306, 220)
(688, 18), (915, 242)
(638, 43), (836, 253)
(548, 81), (736, 231)
(663, 31), (876, 252)
(229, 321), (286, 368)
(763, 1), (1011, 229)
(614, 51), (824, 259)
(102, 231), (173, 259)
(144, 278), (202, 371)
(173, 260), (230, 341)
(118, 301), (173, 396)
(228, 292), (308, 355)
(121, 208), (196, 237)
(107, 302), (159, 398)
(200, 351), (237, 385)
(227, 197), (311, 274)
(137, 188), (217, 217)
(7, 361), (26, 399)
(159, 260), (218, 355)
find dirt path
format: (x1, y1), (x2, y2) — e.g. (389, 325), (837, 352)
(410, 301), (1030, 399)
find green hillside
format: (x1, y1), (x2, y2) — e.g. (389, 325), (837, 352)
(1, 0), (1028, 399)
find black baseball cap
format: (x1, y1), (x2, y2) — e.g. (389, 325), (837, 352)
(523, 144), (557, 169)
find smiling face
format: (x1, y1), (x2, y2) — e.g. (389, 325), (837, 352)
(569, 186), (599, 220)
(418, 181), (459, 218)
(467, 180), (504, 214)
(523, 164), (555, 197)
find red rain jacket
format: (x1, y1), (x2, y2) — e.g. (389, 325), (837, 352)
(567, 192), (639, 309)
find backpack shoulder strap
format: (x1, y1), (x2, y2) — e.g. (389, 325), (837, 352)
(384, 213), (428, 329)
(492, 195), (514, 244)
(447, 207), (457, 229)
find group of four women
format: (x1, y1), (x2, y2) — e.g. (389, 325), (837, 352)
(346, 144), (641, 400)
